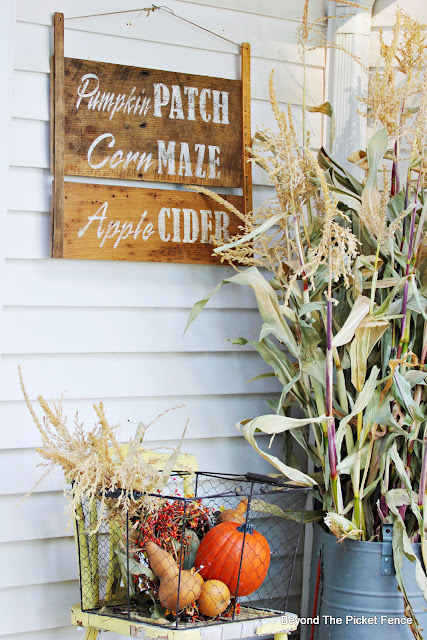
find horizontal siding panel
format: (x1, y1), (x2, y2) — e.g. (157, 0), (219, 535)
(0, 582), (80, 635)
(178, 0), (324, 21)
(372, 0), (427, 27)
(8, 167), (51, 213)
(15, 1), (325, 67)
(1, 393), (275, 451)
(0, 492), (70, 543)
(10, 119), (48, 170)
(16, 0), (324, 25)
(12, 71), (50, 121)
(0, 626), (108, 640)
(2, 258), (263, 308)
(3, 307), (259, 354)
(0, 435), (283, 495)
(0, 538), (77, 588)
(0, 352), (280, 401)
(4, 211), (51, 259)
(14, 22), (324, 104)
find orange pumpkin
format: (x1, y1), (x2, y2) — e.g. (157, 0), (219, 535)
(195, 522), (270, 597)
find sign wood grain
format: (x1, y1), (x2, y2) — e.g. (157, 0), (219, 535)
(58, 57), (243, 187)
(62, 182), (243, 264)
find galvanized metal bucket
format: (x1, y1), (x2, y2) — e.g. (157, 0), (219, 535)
(307, 524), (427, 640)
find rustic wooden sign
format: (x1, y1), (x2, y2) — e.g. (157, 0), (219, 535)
(51, 12), (252, 263)
(62, 182), (244, 263)
(53, 57), (243, 188)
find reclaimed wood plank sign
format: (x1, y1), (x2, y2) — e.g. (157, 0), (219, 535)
(62, 58), (243, 186)
(51, 13), (252, 263)
(63, 183), (243, 263)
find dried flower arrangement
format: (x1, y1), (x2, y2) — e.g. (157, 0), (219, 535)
(19, 365), (191, 531)
(186, 3), (427, 636)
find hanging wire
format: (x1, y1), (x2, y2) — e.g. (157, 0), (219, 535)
(64, 4), (241, 48)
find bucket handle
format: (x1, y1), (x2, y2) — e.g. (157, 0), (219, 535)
(381, 523), (395, 576)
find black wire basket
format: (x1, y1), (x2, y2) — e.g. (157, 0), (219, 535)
(75, 471), (308, 630)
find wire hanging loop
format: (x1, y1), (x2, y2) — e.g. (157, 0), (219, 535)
(64, 4), (241, 48)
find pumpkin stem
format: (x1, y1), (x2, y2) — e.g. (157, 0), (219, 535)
(236, 522), (254, 535)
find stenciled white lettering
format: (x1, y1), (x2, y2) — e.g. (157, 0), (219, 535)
(169, 85), (184, 120)
(78, 202), (154, 248)
(157, 208), (229, 244)
(153, 83), (170, 117)
(87, 133), (153, 173)
(184, 87), (199, 121)
(158, 140), (176, 175)
(157, 141), (220, 178)
(199, 88), (211, 122)
(76, 73), (151, 118)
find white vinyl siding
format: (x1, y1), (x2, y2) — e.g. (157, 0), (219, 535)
(1, 1), (325, 638)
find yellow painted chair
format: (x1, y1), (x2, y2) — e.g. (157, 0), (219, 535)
(71, 451), (297, 640)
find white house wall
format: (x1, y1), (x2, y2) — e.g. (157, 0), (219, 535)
(0, 0), (326, 638)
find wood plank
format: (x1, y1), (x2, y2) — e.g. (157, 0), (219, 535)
(8, 143), (319, 192)
(241, 43), (253, 217)
(12, 71), (325, 138)
(60, 183), (243, 264)
(56, 57), (243, 187)
(9, 104), (323, 170)
(5, 167), (275, 222)
(2, 307), (258, 354)
(0, 582), (300, 637)
(52, 12), (65, 258)
(49, 57), (54, 172)
(71, 605), (297, 639)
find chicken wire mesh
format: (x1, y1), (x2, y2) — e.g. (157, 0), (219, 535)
(75, 472), (308, 630)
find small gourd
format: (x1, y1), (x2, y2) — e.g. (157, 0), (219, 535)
(145, 540), (203, 611)
(197, 579), (230, 617)
(144, 540), (179, 579)
(217, 499), (248, 525)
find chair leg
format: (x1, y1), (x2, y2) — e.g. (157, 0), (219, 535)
(84, 628), (100, 640)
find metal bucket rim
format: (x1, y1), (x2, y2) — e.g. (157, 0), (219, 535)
(314, 522), (422, 552)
